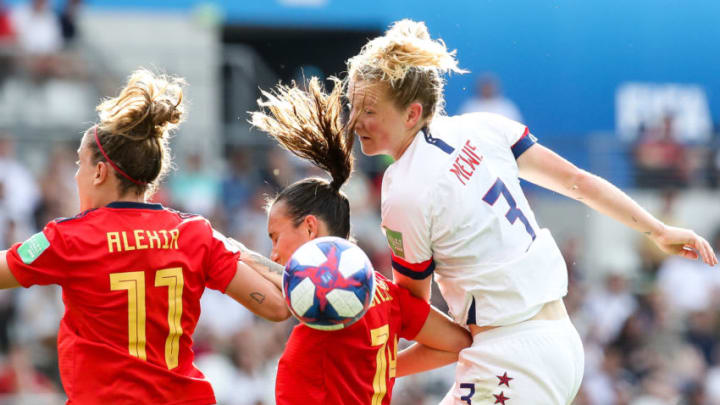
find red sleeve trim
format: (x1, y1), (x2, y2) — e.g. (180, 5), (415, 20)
(391, 253), (435, 280)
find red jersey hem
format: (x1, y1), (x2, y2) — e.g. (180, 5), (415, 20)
(67, 395), (216, 405)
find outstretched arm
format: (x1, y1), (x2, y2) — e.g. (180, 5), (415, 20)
(396, 306), (472, 377)
(224, 260), (291, 322)
(517, 144), (718, 266)
(0, 251), (20, 289)
(228, 238), (284, 289)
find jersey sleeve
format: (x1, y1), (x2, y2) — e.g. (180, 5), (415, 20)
(392, 283), (431, 340)
(6, 221), (70, 287)
(473, 112), (537, 158)
(382, 191), (435, 280)
(204, 226), (241, 293)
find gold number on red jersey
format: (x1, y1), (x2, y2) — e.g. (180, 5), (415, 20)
(370, 324), (398, 405)
(110, 268), (185, 369)
(110, 271), (147, 361)
(155, 268), (183, 369)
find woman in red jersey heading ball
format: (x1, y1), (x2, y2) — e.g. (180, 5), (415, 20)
(236, 77), (472, 405)
(0, 69), (290, 405)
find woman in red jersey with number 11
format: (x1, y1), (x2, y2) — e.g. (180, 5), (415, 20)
(0, 69), (290, 405)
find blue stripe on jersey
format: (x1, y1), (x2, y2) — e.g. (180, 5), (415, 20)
(391, 257), (436, 280)
(106, 201), (164, 210)
(511, 128), (536, 159)
(55, 208), (98, 223)
(466, 296), (477, 325)
(423, 128), (455, 155)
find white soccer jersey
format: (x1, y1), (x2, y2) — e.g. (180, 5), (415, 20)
(381, 112), (568, 327)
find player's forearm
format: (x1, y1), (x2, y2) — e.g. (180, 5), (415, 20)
(226, 262), (291, 322)
(396, 343), (459, 377)
(571, 170), (665, 237)
(242, 250), (284, 289)
(228, 238), (284, 288)
(0, 251), (20, 289)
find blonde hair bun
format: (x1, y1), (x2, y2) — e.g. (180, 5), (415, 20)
(348, 19), (467, 85)
(97, 69), (186, 141)
(386, 19), (431, 41)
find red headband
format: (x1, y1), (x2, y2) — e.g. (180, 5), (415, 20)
(93, 126), (147, 186)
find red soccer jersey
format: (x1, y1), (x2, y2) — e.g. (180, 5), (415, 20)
(6, 202), (240, 405)
(275, 272), (430, 405)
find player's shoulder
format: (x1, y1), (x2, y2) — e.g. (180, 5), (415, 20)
(47, 207), (106, 241)
(54, 208), (98, 226)
(384, 134), (447, 205)
(164, 206), (208, 225)
(458, 111), (522, 131)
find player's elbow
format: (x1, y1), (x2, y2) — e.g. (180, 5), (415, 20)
(568, 168), (597, 200)
(449, 329), (473, 352)
(265, 303), (292, 322)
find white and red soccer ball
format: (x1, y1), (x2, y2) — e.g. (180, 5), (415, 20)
(283, 236), (376, 331)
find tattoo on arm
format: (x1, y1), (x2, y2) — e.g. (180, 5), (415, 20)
(250, 292), (266, 304)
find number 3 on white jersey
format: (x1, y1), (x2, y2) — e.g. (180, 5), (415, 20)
(482, 178), (536, 240)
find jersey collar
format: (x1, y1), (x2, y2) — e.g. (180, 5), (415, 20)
(106, 201), (164, 210)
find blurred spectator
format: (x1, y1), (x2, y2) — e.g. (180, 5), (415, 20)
(0, 346), (59, 395)
(220, 147), (261, 215)
(0, 0), (11, 39)
(34, 144), (79, 228)
(459, 73), (523, 122)
(656, 254), (720, 316)
(0, 135), (40, 241)
(581, 345), (633, 405)
(196, 290), (255, 350)
(231, 185), (273, 254)
(583, 271), (638, 345)
(58, 0), (82, 48)
(707, 132), (720, 189)
(0, 288), (13, 356)
(685, 309), (717, 365)
(0, 0), (14, 87)
(10, 0), (63, 79)
(633, 114), (689, 189)
(260, 148), (304, 191)
(168, 151), (221, 217)
(631, 370), (680, 404)
(12, 285), (63, 385)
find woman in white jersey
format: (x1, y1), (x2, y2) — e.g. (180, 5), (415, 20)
(345, 20), (718, 404)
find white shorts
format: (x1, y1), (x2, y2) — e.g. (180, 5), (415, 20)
(439, 317), (584, 405)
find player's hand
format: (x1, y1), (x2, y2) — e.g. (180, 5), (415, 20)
(649, 225), (718, 266)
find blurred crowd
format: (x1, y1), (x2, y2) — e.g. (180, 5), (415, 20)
(0, 2), (719, 404)
(0, 0), (84, 81)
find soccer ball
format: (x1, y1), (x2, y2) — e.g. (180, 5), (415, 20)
(283, 236), (376, 331)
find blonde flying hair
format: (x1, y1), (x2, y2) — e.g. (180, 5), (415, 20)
(347, 19), (467, 120)
(89, 68), (185, 196)
(250, 77), (354, 238)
